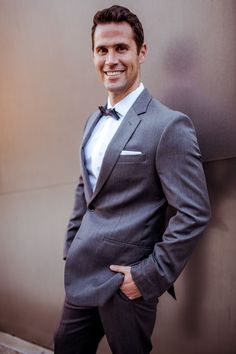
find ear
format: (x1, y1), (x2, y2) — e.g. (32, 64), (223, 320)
(139, 43), (147, 64)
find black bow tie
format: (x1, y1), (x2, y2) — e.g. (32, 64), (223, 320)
(98, 106), (120, 120)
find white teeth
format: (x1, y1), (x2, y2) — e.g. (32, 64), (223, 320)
(105, 71), (124, 76)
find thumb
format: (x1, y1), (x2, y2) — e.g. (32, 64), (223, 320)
(110, 264), (129, 274)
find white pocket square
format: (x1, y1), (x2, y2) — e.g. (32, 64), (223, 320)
(120, 150), (143, 155)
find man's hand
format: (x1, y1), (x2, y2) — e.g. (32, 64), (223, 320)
(110, 264), (142, 300)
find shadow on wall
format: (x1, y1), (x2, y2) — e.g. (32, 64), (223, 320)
(161, 37), (236, 338)
(161, 37), (236, 162)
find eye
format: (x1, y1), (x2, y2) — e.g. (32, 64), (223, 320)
(116, 44), (128, 53)
(97, 47), (107, 55)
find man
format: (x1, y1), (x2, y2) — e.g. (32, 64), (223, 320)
(54, 5), (211, 354)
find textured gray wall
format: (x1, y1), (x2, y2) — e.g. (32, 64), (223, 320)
(0, 1), (235, 353)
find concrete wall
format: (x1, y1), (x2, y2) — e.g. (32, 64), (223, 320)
(0, 1), (235, 353)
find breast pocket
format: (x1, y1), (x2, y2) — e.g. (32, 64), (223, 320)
(117, 153), (146, 163)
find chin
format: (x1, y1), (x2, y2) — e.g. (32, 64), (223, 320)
(104, 83), (127, 94)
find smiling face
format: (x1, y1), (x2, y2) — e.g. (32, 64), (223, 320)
(93, 22), (147, 105)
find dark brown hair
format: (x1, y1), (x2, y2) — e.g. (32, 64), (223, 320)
(91, 5), (144, 53)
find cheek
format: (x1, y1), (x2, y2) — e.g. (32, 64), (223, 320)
(125, 57), (138, 71)
(96, 67), (104, 79)
(94, 58), (103, 71)
(128, 62), (138, 76)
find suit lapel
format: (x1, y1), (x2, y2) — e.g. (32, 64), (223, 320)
(88, 89), (152, 204)
(90, 109), (141, 202)
(80, 110), (101, 200)
(81, 110), (101, 148)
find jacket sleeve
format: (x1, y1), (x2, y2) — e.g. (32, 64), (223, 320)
(63, 175), (87, 259)
(131, 114), (211, 300)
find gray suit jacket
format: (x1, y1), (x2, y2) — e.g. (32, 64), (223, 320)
(64, 89), (211, 306)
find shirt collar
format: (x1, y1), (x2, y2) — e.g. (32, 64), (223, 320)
(107, 83), (144, 118)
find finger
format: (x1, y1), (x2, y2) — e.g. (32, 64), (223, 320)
(110, 265), (130, 274)
(120, 288), (141, 300)
(120, 279), (135, 291)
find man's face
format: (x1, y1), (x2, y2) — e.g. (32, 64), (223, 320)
(93, 22), (146, 104)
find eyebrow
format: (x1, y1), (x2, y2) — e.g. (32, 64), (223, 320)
(95, 42), (130, 50)
(115, 42), (129, 47)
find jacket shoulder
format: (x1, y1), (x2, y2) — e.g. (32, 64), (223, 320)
(141, 94), (193, 136)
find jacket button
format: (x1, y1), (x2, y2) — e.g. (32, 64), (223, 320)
(88, 205), (95, 212)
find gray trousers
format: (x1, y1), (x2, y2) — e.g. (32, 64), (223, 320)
(54, 292), (158, 354)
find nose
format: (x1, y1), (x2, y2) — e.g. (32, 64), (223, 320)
(105, 50), (118, 65)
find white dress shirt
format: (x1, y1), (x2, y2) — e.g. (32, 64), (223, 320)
(84, 83), (144, 191)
